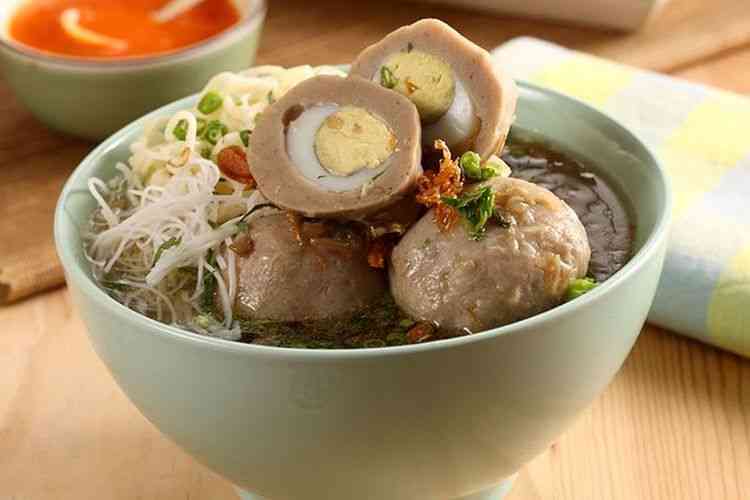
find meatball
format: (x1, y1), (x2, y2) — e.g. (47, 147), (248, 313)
(231, 212), (386, 321)
(249, 75), (422, 219)
(389, 177), (591, 332)
(350, 18), (518, 159)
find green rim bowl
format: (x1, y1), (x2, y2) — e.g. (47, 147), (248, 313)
(0, 0), (265, 141)
(54, 81), (671, 500)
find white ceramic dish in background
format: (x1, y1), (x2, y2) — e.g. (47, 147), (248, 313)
(55, 81), (670, 499)
(412, 0), (670, 30)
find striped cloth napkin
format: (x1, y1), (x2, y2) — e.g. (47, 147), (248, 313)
(493, 38), (750, 358)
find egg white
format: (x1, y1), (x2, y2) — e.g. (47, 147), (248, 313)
(421, 78), (479, 148)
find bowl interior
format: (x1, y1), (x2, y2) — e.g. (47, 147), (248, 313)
(55, 81), (670, 349)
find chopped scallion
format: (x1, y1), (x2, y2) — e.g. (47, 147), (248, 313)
(484, 156), (511, 179)
(203, 120), (228, 145)
(197, 91), (223, 114)
(196, 118), (207, 137)
(201, 249), (217, 312)
(459, 151), (482, 180)
(153, 237), (181, 265)
(565, 277), (598, 301)
(363, 338), (386, 348)
(240, 129), (251, 147)
(100, 281), (130, 292)
(173, 119), (188, 141)
(442, 186), (497, 240)
(238, 202), (278, 223)
(380, 65), (398, 89)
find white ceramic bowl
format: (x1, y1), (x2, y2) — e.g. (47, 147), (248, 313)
(55, 82), (670, 500)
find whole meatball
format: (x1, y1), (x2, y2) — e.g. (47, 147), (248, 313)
(232, 212), (386, 322)
(389, 177), (591, 332)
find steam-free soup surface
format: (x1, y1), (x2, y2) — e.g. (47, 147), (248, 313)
(9, 0), (240, 58)
(238, 134), (634, 348)
(503, 137), (633, 282)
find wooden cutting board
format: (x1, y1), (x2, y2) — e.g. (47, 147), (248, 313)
(2, 0), (749, 304)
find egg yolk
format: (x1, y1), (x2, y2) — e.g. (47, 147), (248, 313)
(314, 106), (396, 176)
(380, 50), (455, 124)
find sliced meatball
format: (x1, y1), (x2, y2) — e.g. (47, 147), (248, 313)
(389, 177), (590, 332)
(231, 212), (386, 321)
(249, 75), (422, 219)
(350, 18), (518, 159)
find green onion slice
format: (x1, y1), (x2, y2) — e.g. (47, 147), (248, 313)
(198, 91), (223, 115)
(565, 277), (598, 301)
(203, 120), (228, 145)
(173, 119), (188, 141)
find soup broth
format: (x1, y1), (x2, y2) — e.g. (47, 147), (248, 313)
(503, 135), (634, 283)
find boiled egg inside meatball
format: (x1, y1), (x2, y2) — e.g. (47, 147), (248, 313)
(350, 18), (518, 159)
(249, 75), (422, 219)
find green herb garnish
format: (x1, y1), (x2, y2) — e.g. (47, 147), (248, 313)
(203, 120), (228, 145)
(196, 118), (207, 137)
(240, 129), (251, 147)
(399, 318), (415, 329)
(238, 202), (278, 223)
(380, 65), (398, 89)
(266, 91), (274, 104)
(173, 119), (188, 141)
(459, 151), (500, 181)
(459, 151), (482, 179)
(198, 91), (223, 114)
(363, 338), (387, 348)
(153, 237), (181, 265)
(386, 331), (407, 346)
(194, 314), (212, 329)
(442, 186), (497, 240)
(100, 281), (130, 292)
(565, 277), (598, 301)
(483, 157), (509, 179)
(201, 249), (217, 312)
(201, 147), (212, 159)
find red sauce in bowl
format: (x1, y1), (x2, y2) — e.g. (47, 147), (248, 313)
(8, 0), (241, 59)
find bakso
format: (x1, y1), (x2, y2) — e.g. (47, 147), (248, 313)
(249, 75), (422, 219)
(350, 18), (517, 159)
(390, 177), (591, 332)
(231, 211), (386, 322)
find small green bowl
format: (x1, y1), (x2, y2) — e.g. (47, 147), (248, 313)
(0, 0), (265, 141)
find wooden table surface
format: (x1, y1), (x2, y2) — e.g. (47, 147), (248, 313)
(2, 0), (750, 498)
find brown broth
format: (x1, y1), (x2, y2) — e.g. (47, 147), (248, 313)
(502, 137), (633, 282)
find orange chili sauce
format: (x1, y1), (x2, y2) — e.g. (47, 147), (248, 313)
(9, 0), (241, 58)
